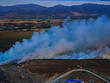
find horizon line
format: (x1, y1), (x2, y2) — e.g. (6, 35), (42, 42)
(0, 2), (110, 7)
(0, 1), (110, 7)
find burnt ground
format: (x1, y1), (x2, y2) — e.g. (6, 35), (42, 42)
(0, 59), (110, 83)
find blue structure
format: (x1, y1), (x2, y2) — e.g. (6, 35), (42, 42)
(66, 78), (82, 83)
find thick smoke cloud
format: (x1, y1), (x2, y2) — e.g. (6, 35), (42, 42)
(0, 16), (110, 65)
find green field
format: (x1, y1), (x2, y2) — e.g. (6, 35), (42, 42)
(0, 31), (33, 52)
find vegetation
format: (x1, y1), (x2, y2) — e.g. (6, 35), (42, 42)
(0, 31), (33, 52)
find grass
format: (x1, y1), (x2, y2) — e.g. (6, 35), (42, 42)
(0, 31), (33, 52)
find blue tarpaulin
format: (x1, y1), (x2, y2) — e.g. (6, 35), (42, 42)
(66, 78), (82, 83)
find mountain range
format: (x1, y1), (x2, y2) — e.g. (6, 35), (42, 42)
(0, 3), (110, 19)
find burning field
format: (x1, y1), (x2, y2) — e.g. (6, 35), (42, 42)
(0, 16), (110, 83)
(0, 16), (110, 65)
(0, 0), (110, 82)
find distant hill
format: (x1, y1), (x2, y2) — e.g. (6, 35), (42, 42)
(0, 3), (110, 19)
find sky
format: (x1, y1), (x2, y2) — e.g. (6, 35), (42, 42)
(0, 0), (110, 7)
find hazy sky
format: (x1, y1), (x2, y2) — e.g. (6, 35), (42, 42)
(0, 0), (110, 7)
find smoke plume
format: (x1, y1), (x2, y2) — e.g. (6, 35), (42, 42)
(0, 16), (110, 65)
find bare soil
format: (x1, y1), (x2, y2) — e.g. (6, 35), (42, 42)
(0, 59), (110, 83)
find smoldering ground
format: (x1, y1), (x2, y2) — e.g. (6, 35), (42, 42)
(0, 16), (110, 65)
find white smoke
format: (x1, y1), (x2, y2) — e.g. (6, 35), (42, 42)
(0, 16), (110, 65)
